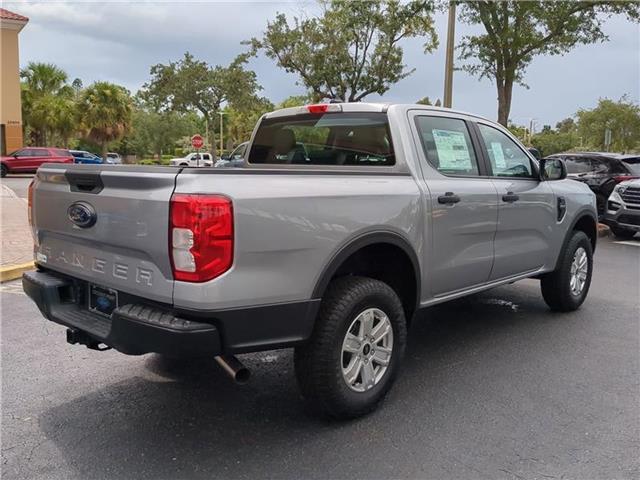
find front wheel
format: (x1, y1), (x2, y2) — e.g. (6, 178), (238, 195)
(541, 231), (593, 312)
(294, 276), (407, 419)
(1, 164), (7, 178)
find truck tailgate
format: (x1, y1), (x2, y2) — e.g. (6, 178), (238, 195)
(32, 165), (178, 303)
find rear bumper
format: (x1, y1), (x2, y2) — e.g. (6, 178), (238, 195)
(22, 269), (320, 356)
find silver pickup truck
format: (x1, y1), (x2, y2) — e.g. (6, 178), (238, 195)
(23, 103), (597, 418)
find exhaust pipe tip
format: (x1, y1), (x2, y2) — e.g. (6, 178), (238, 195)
(214, 355), (251, 384)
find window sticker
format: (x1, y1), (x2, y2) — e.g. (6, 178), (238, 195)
(490, 141), (507, 169)
(432, 129), (472, 170)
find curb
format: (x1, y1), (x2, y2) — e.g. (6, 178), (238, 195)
(0, 262), (34, 283)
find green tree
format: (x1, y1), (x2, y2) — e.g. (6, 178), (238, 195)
(456, 1), (640, 126)
(140, 52), (261, 153)
(225, 97), (274, 148)
(576, 96), (640, 153)
(416, 96), (442, 106)
(125, 108), (200, 159)
(249, 0), (438, 102)
(20, 62), (75, 145)
(531, 129), (579, 156)
(555, 117), (576, 134)
(277, 95), (313, 109)
(77, 82), (133, 158)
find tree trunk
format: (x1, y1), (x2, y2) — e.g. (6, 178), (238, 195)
(497, 78), (513, 127)
(101, 142), (108, 160)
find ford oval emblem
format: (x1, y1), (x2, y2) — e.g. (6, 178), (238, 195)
(67, 202), (97, 228)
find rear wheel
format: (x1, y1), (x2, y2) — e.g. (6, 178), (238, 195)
(294, 276), (407, 419)
(610, 225), (636, 240)
(1, 164), (7, 178)
(541, 231), (593, 312)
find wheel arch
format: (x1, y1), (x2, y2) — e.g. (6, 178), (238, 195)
(312, 231), (421, 322)
(555, 210), (597, 270)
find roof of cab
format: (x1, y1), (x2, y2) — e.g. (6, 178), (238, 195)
(264, 102), (490, 123)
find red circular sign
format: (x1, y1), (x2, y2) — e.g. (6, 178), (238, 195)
(191, 134), (204, 149)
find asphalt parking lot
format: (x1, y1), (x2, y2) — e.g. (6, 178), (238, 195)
(1, 236), (639, 480)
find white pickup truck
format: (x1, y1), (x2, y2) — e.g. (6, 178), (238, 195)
(169, 152), (214, 167)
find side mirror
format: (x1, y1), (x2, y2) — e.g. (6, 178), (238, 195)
(528, 147), (541, 160)
(540, 158), (567, 181)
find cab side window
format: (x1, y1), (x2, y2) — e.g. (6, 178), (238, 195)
(415, 116), (480, 176)
(478, 124), (534, 178)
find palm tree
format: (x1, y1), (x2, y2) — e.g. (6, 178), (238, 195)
(78, 82), (132, 158)
(20, 62), (74, 145)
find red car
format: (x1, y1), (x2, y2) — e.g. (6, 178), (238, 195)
(1, 147), (74, 177)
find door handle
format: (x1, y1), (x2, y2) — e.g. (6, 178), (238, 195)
(438, 192), (461, 204)
(502, 192), (520, 203)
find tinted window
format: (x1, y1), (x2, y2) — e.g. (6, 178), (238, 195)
(53, 149), (70, 157)
(622, 157), (640, 175)
(20, 149), (47, 157)
(563, 156), (593, 174)
(415, 116), (480, 176)
(590, 158), (612, 173)
(478, 124), (533, 178)
(248, 112), (394, 166)
(230, 143), (246, 159)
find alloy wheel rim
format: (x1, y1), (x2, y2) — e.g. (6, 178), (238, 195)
(569, 247), (588, 296)
(341, 308), (394, 393)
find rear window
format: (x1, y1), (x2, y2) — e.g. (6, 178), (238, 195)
(248, 112), (394, 166)
(562, 156), (593, 174)
(53, 149), (70, 157)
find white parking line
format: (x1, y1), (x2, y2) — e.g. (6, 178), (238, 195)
(614, 240), (640, 247)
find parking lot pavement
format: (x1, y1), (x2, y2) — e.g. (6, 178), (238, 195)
(0, 183), (33, 268)
(1, 237), (639, 480)
(0, 175), (33, 199)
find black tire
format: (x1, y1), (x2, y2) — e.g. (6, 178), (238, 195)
(1, 164), (7, 178)
(294, 276), (407, 419)
(610, 225), (636, 240)
(541, 231), (593, 312)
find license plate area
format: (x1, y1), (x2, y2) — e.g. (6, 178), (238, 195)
(88, 284), (118, 317)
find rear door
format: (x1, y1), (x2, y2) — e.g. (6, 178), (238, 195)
(474, 122), (556, 280)
(32, 165), (179, 303)
(8, 148), (40, 171)
(410, 112), (498, 296)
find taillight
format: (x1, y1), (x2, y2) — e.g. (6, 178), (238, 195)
(613, 175), (640, 183)
(303, 103), (342, 114)
(27, 180), (34, 226)
(169, 194), (233, 282)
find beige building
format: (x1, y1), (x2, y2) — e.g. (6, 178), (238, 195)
(0, 8), (28, 155)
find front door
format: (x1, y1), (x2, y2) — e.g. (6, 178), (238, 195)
(474, 122), (556, 280)
(411, 113), (498, 296)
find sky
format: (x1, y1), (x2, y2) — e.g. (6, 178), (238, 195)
(5, 0), (640, 129)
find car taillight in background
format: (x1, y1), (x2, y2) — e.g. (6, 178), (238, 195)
(169, 194), (234, 282)
(613, 175), (640, 183)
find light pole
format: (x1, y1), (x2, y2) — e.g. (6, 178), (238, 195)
(443, 1), (456, 108)
(218, 111), (227, 156)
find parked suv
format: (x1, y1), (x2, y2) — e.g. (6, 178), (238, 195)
(604, 179), (640, 239)
(24, 103), (598, 418)
(545, 152), (640, 217)
(1, 147), (73, 177)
